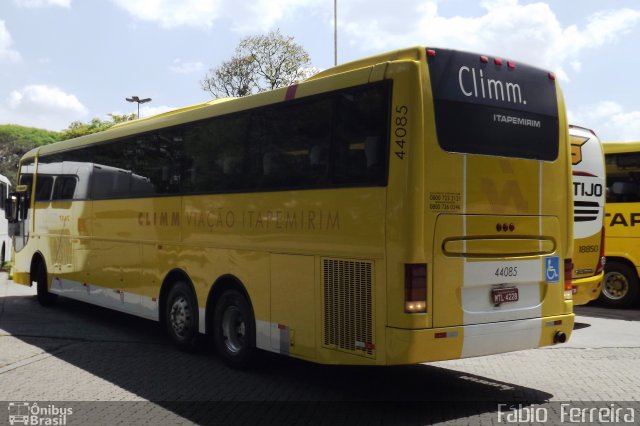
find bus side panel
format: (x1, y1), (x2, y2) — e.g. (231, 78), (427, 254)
(384, 60), (430, 331)
(605, 202), (640, 268)
(270, 254), (315, 359)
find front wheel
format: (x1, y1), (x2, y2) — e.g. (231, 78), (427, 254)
(213, 289), (256, 369)
(34, 260), (57, 307)
(599, 261), (639, 308)
(165, 281), (200, 352)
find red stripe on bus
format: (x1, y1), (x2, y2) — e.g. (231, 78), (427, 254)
(285, 84), (298, 101)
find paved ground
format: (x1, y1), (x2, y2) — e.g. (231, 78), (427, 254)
(1, 278), (639, 425)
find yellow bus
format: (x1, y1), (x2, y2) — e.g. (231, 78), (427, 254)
(569, 125), (606, 305)
(6, 46), (574, 368)
(601, 141), (640, 307)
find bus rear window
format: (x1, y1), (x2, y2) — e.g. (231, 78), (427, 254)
(427, 48), (559, 161)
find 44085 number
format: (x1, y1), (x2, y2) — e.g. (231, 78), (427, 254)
(394, 105), (408, 159)
(495, 266), (518, 278)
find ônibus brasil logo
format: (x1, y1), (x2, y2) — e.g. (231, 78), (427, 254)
(8, 402), (73, 426)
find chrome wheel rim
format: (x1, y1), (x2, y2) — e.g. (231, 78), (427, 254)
(169, 296), (191, 337)
(603, 271), (629, 300)
(222, 305), (245, 354)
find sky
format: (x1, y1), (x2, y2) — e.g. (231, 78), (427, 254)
(0, 0), (639, 142)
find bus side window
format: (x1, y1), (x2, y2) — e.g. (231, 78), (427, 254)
(52, 176), (78, 201)
(35, 176), (54, 202)
(610, 181), (639, 202)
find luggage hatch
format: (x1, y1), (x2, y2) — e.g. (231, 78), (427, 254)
(432, 214), (561, 328)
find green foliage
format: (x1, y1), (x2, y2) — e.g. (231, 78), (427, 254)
(0, 125), (62, 184)
(201, 29), (315, 98)
(0, 124), (60, 147)
(0, 114), (137, 185)
(59, 113), (137, 140)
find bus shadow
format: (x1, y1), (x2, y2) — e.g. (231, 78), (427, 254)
(0, 293), (554, 424)
(575, 304), (640, 321)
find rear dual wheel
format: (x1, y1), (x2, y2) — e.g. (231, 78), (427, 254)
(213, 289), (256, 369)
(164, 282), (257, 368)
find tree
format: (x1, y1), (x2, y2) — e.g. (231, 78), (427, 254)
(201, 29), (315, 98)
(59, 113), (136, 140)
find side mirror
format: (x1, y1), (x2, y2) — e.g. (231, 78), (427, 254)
(5, 194), (18, 222)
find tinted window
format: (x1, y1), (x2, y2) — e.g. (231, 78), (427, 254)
(184, 114), (250, 193)
(35, 176), (54, 202)
(52, 176), (78, 200)
(605, 153), (640, 203)
(262, 99), (332, 189)
(427, 48), (559, 160)
(333, 85), (388, 185)
(36, 81), (391, 199)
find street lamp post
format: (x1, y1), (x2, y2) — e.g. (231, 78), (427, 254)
(125, 96), (152, 118)
(334, 0), (337, 66)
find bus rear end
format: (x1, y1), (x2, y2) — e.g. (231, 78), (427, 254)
(385, 47), (574, 364)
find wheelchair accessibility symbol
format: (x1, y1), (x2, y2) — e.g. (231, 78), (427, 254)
(545, 256), (560, 283)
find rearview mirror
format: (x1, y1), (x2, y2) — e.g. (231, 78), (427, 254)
(4, 194), (18, 222)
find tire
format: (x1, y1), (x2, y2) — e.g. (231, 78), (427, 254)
(165, 281), (200, 352)
(34, 259), (57, 307)
(213, 289), (256, 369)
(599, 261), (639, 308)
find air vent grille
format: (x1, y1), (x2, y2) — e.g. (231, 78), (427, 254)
(322, 258), (374, 357)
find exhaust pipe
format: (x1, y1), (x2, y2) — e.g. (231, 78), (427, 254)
(553, 331), (567, 344)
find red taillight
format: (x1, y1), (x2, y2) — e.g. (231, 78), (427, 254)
(548, 72), (556, 80)
(426, 49), (436, 57)
(405, 264), (427, 313)
(595, 227), (606, 274)
(564, 259), (573, 292)
(480, 55), (489, 63)
(507, 61), (516, 69)
(494, 58), (503, 65)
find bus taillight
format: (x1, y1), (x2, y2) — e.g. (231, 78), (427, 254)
(595, 226), (606, 275)
(564, 259), (574, 300)
(405, 264), (427, 313)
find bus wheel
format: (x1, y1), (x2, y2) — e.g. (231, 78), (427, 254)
(165, 281), (200, 352)
(600, 261), (639, 308)
(34, 260), (57, 307)
(213, 289), (255, 369)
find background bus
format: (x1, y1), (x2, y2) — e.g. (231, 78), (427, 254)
(6, 46), (574, 368)
(0, 173), (11, 267)
(602, 141), (640, 307)
(569, 125), (606, 305)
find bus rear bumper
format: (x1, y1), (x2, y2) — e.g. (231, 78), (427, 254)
(572, 272), (603, 306)
(385, 313), (575, 365)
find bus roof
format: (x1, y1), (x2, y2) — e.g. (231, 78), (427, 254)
(21, 95), (273, 161)
(110, 97), (235, 130)
(602, 141), (640, 155)
(307, 46), (425, 81)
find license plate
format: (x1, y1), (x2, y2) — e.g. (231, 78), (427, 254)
(492, 287), (519, 305)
